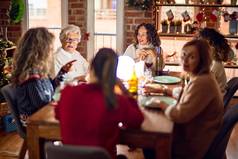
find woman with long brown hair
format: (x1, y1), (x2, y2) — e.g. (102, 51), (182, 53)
(12, 27), (68, 126)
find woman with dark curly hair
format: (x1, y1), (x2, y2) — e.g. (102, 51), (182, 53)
(124, 23), (164, 73)
(198, 28), (232, 94)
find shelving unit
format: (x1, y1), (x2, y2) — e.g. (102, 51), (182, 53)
(154, 0), (238, 78)
(158, 33), (238, 38)
(155, 3), (238, 7)
(154, 0), (238, 36)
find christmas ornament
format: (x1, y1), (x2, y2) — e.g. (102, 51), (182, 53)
(196, 11), (204, 22)
(223, 11), (230, 22)
(210, 9), (219, 22)
(181, 10), (191, 22)
(230, 11), (238, 20)
(83, 32), (90, 41)
(166, 9), (174, 21)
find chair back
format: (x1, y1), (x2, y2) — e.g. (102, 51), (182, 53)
(45, 142), (112, 159)
(1, 84), (26, 138)
(204, 104), (238, 159)
(224, 77), (238, 108)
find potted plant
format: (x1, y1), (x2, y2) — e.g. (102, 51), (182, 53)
(169, 21), (176, 33)
(161, 19), (169, 33)
(175, 20), (182, 33)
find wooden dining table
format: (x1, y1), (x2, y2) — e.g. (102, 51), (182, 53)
(27, 72), (181, 159)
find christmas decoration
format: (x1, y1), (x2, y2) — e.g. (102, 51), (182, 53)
(7, 0), (25, 24)
(83, 32), (90, 41)
(166, 9), (174, 21)
(196, 11), (205, 22)
(126, 0), (153, 10)
(181, 10), (191, 22)
(223, 11), (230, 22)
(210, 9), (219, 22)
(0, 39), (14, 102)
(230, 11), (238, 20)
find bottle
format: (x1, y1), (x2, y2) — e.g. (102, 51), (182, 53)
(156, 47), (164, 75)
(128, 67), (138, 95)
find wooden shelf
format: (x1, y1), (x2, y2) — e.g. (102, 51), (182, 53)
(165, 62), (238, 69)
(158, 33), (238, 39)
(155, 2), (238, 7)
(165, 62), (180, 66)
(159, 33), (195, 37)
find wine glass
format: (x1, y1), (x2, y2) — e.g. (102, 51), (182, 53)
(144, 54), (153, 81)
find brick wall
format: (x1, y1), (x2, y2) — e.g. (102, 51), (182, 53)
(124, 3), (154, 49)
(68, 0), (87, 57)
(0, 0), (22, 43)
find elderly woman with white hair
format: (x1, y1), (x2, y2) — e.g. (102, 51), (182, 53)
(54, 24), (89, 82)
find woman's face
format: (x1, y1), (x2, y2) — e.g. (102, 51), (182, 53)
(62, 32), (80, 53)
(181, 45), (200, 74)
(137, 26), (149, 45)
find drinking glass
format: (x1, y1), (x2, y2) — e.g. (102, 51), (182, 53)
(144, 55), (153, 81)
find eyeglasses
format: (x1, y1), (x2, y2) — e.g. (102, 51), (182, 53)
(65, 38), (80, 43)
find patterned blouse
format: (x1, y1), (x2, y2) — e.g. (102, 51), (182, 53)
(15, 69), (65, 125)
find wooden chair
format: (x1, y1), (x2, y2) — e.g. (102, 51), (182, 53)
(224, 77), (238, 109)
(45, 142), (112, 159)
(1, 84), (27, 159)
(204, 104), (238, 159)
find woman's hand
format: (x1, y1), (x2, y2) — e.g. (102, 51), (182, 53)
(137, 50), (149, 60)
(61, 60), (77, 72)
(143, 83), (163, 94)
(145, 49), (157, 58)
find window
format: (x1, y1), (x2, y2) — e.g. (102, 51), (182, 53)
(94, 0), (117, 52)
(25, 0), (67, 49)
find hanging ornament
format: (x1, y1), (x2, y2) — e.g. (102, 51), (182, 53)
(166, 9), (174, 21)
(83, 32), (90, 41)
(230, 11), (238, 21)
(181, 10), (191, 22)
(196, 11), (204, 22)
(210, 9), (219, 22)
(223, 11), (230, 22)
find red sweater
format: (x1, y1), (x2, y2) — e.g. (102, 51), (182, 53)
(55, 83), (144, 159)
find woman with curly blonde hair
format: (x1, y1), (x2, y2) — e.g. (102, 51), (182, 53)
(12, 27), (68, 126)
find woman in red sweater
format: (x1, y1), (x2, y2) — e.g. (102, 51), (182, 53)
(55, 48), (144, 159)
